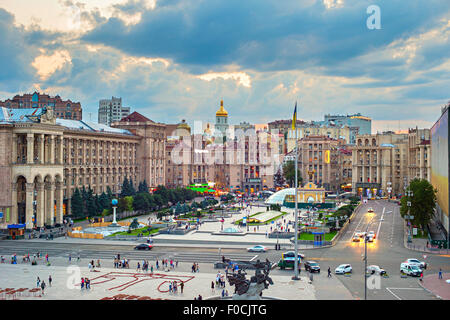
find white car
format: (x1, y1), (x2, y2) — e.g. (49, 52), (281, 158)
(368, 231), (376, 239)
(366, 265), (386, 275)
(335, 264), (352, 274)
(247, 245), (267, 252)
(400, 263), (422, 276)
(405, 258), (427, 269)
(367, 208), (374, 213)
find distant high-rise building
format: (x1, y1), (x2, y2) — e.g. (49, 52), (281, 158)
(0, 92), (82, 120)
(322, 113), (372, 144)
(98, 97), (130, 126)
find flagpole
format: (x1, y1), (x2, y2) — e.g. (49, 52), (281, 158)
(293, 101), (300, 280)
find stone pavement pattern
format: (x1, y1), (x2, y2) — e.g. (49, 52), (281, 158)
(420, 273), (450, 300)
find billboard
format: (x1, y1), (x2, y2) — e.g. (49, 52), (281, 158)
(431, 107), (449, 225)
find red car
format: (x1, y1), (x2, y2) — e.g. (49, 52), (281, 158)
(134, 243), (153, 250)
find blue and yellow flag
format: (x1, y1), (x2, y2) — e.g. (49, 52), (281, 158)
(292, 101), (297, 129)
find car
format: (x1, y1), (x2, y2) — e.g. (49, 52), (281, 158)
(304, 261), (321, 273)
(367, 208), (374, 213)
(134, 243), (153, 250)
(367, 235), (374, 242)
(352, 235), (361, 242)
(247, 245), (267, 252)
(366, 265), (386, 275)
(368, 231), (376, 239)
(282, 251), (305, 259)
(405, 258), (427, 269)
(335, 264), (352, 274)
(400, 263), (422, 276)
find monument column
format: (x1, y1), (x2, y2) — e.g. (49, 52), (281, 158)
(46, 182), (55, 226)
(49, 135), (55, 164)
(55, 181), (63, 224)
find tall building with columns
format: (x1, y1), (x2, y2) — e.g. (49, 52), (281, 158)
(0, 107), (142, 230)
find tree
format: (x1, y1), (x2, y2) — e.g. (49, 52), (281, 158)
(400, 178), (437, 230)
(118, 196), (133, 213)
(98, 192), (110, 212)
(120, 177), (130, 198)
(133, 193), (150, 212)
(138, 180), (149, 193)
(129, 178), (136, 196)
(70, 188), (84, 217)
(86, 187), (97, 217)
(283, 161), (302, 187)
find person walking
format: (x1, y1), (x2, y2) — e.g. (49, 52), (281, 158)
(68, 254), (71, 263)
(40, 280), (46, 295)
(420, 271), (424, 282)
(180, 281), (184, 294)
(80, 277), (84, 290)
(211, 281), (215, 292)
(328, 267), (332, 278)
(48, 275), (52, 287)
(439, 269), (443, 279)
(36, 277), (41, 288)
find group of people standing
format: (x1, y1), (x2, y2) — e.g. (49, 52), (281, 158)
(168, 280), (184, 294)
(191, 262), (200, 273)
(36, 275), (52, 295)
(80, 277), (91, 290)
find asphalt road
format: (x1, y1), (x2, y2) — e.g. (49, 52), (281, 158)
(1, 200), (449, 300)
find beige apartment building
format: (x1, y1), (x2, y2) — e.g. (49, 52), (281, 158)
(351, 132), (410, 197)
(287, 124), (350, 152)
(407, 128), (431, 182)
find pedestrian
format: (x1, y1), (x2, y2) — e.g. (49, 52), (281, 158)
(420, 271), (424, 282)
(169, 282), (172, 293)
(328, 267), (331, 278)
(97, 259), (101, 268)
(221, 289), (225, 298)
(211, 281), (215, 292)
(309, 272), (314, 283)
(180, 281), (184, 294)
(77, 254), (80, 262)
(81, 278), (84, 290)
(176, 260), (179, 268)
(151, 265), (154, 273)
(49, 275), (52, 287)
(40, 280), (46, 295)
(36, 277), (41, 288)
(156, 260), (159, 270)
(198, 294), (202, 300)
(69, 254), (71, 263)
(439, 269), (443, 279)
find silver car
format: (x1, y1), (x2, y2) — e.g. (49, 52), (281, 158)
(366, 265), (386, 275)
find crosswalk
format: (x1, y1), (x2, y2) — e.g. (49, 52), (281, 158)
(0, 245), (258, 264)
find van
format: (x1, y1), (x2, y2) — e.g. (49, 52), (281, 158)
(400, 263), (421, 276)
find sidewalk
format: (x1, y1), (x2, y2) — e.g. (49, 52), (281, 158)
(419, 272), (450, 300)
(403, 221), (450, 255)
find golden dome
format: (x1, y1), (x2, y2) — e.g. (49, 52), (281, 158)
(215, 100), (228, 117)
(177, 119), (191, 132)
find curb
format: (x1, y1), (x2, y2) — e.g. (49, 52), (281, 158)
(417, 279), (443, 300)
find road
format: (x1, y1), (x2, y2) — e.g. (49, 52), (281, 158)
(1, 199), (449, 300)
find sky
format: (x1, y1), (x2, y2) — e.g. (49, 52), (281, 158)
(0, 0), (449, 133)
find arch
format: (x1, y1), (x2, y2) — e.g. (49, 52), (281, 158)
(54, 174), (63, 183)
(372, 138), (377, 146)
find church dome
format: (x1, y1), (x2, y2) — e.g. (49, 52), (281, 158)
(176, 119), (191, 134)
(215, 100), (228, 117)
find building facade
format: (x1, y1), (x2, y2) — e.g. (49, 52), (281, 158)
(351, 132), (410, 197)
(287, 124), (351, 152)
(407, 128), (431, 182)
(0, 107), (140, 230)
(0, 92), (82, 120)
(98, 97), (130, 126)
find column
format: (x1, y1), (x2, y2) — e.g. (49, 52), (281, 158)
(12, 134), (17, 164)
(10, 182), (18, 224)
(37, 134), (45, 164)
(46, 182), (55, 226)
(49, 135), (55, 164)
(26, 133), (34, 164)
(55, 181), (63, 224)
(25, 182), (34, 230)
(36, 182), (45, 228)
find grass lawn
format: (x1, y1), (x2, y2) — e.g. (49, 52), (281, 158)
(107, 227), (160, 237)
(298, 231), (337, 241)
(234, 211), (289, 226)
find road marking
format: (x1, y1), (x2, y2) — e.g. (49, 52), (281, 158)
(386, 288), (401, 300)
(376, 207), (385, 239)
(386, 287), (423, 300)
(250, 255), (258, 261)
